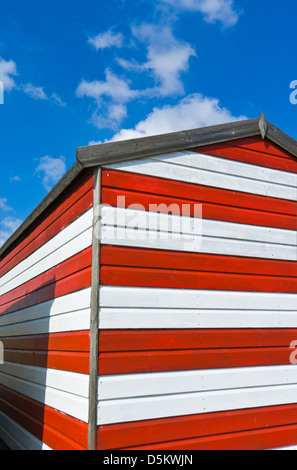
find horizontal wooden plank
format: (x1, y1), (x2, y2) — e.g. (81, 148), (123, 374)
(99, 308), (297, 329)
(127, 423), (297, 450)
(98, 365), (297, 400)
(0, 410), (51, 450)
(97, 403), (297, 450)
(102, 185), (297, 231)
(97, 383), (297, 425)
(101, 266), (297, 293)
(152, 151), (297, 187)
(0, 369), (88, 422)
(101, 246), (297, 277)
(0, 245), (92, 307)
(0, 361), (89, 397)
(106, 156), (297, 201)
(0, 162), (85, 260)
(0, 309), (90, 337)
(0, 209), (93, 297)
(197, 142), (297, 174)
(3, 349), (89, 374)
(198, 136), (297, 160)
(99, 287), (297, 310)
(1, 331), (90, 352)
(101, 206), (297, 260)
(102, 169), (297, 217)
(0, 383), (88, 449)
(99, 329), (297, 352)
(0, 288), (91, 331)
(98, 347), (294, 375)
(102, 206), (296, 247)
(0, 267), (91, 318)
(0, 172), (93, 278)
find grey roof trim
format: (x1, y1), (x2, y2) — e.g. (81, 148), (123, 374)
(76, 117), (264, 167)
(2, 115), (297, 258)
(0, 162), (83, 257)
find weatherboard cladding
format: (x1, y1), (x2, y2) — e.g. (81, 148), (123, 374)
(0, 117), (297, 450)
(0, 171), (93, 450)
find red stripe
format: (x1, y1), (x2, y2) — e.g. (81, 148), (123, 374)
(101, 266), (297, 292)
(99, 329), (297, 352)
(98, 347), (294, 375)
(127, 424), (297, 450)
(0, 331), (90, 373)
(97, 403), (297, 450)
(197, 137), (297, 174)
(0, 384), (88, 450)
(3, 349), (89, 374)
(101, 246), (297, 293)
(102, 187), (296, 231)
(102, 169), (296, 219)
(1, 331), (90, 352)
(101, 246), (297, 277)
(0, 172), (93, 277)
(0, 248), (92, 315)
(222, 137), (296, 158)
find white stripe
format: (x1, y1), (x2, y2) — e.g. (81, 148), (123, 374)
(99, 287), (297, 329)
(0, 309), (90, 337)
(102, 206), (296, 245)
(0, 370), (88, 422)
(97, 383), (297, 425)
(105, 152), (297, 201)
(271, 445), (297, 450)
(153, 151), (297, 188)
(100, 287), (297, 310)
(0, 289), (91, 337)
(99, 308), (297, 329)
(0, 362), (89, 398)
(0, 208), (93, 296)
(98, 365), (297, 400)
(0, 288), (91, 328)
(101, 206), (297, 260)
(102, 225), (297, 261)
(0, 411), (51, 450)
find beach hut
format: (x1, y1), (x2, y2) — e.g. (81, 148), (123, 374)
(1, 114), (297, 450)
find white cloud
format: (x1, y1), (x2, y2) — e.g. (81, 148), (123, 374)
(88, 139), (102, 146)
(110, 93), (246, 141)
(76, 69), (138, 102)
(51, 93), (66, 107)
(76, 69), (140, 129)
(0, 198), (13, 211)
(88, 29), (124, 50)
(0, 56), (64, 105)
(34, 155), (67, 192)
(119, 25), (196, 97)
(21, 84), (66, 106)
(0, 216), (23, 246)
(22, 83), (48, 100)
(0, 199), (22, 246)
(0, 58), (18, 91)
(10, 176), (21, 182)
(161, 0), (240, 26)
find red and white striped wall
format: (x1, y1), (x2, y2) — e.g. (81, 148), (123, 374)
(97, 137), (297, 451)
(0, 171), (93, 450)
(1, 136), (297, 451)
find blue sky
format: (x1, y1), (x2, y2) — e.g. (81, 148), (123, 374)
(1, 0), (297, 245)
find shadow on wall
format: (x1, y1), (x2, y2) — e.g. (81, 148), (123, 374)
(0, 276), (56, 450)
